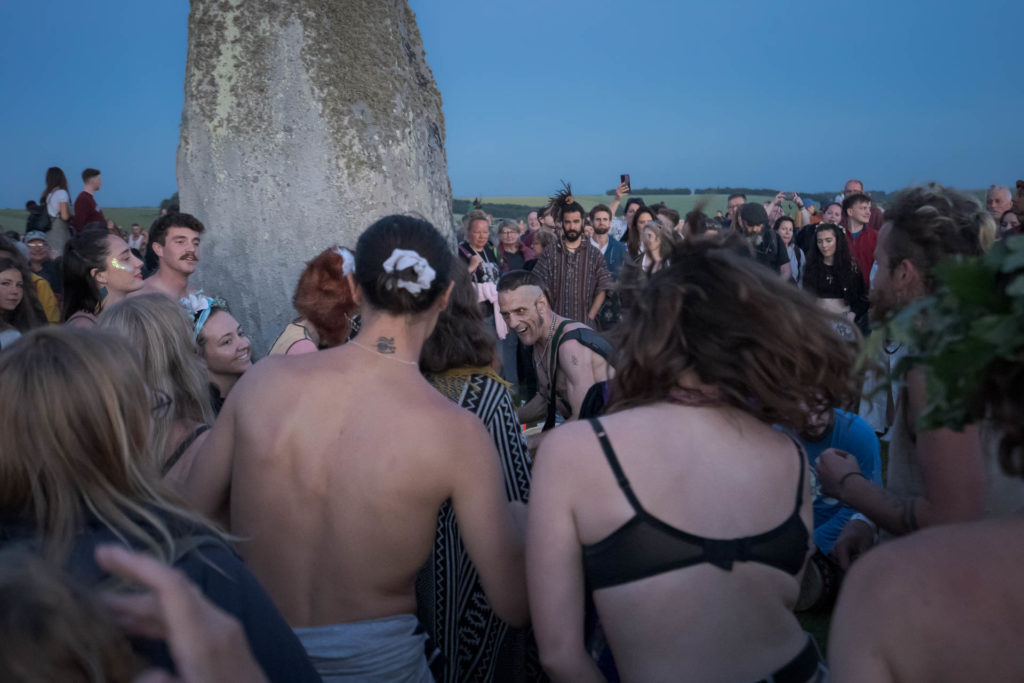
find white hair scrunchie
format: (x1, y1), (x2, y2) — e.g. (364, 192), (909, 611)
(334, 247), (355, 276)
(382, 248), (436, 295)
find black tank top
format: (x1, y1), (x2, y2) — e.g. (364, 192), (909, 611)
(582, 418), (809, 591)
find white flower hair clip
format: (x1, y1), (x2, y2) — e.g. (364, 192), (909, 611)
(382, 248), (435, 295)
(334, 247), (355, 276)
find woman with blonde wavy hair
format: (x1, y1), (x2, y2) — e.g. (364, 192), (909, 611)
(98, 293), (215, 486)
(0, 327), (319, 682)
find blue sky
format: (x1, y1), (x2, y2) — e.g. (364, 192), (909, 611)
(2, 0), (1021, 207)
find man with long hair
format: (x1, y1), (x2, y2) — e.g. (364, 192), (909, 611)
(817, 184), (996, 566)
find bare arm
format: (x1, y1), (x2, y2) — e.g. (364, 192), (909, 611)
(559, 341), (598, 421)
(183, 390), (239, 529)
(779, 261), (792, 281)
(59, 201), (70, 221)
(527, 429), (605, 682)
(817, 371), (986, 535)
(586, 290), (606, 323)
(449, 415), (528, 627)
(828, 545), (899, 682)
(608, 181), (628, 217)
(518, 392), (548, 424)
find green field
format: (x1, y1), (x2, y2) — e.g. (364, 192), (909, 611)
(1, 194), (803, 236)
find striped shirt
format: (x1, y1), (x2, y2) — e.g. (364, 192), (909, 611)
(533, 236), (613, 323)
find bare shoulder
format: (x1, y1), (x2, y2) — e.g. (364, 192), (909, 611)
(845, 518), (1018, 605)
(534, 419), (597, 472)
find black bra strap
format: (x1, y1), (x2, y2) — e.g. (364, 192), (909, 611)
(162, 423), (211, 476)
(586, 418), (644, 514)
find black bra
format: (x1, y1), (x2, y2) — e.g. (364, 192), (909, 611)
(582, 419), (808, 591)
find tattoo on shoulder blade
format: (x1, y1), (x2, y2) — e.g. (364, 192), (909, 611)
(376, 337), (397, 354)
(571, 354), (578, 366)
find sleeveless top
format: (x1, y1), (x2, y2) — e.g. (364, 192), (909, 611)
(582, 418), (808, 590)
(268, 322), (315, 356)
(128, 234), (145, 251)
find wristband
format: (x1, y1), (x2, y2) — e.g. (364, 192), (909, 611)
(838, 471), (867, 490)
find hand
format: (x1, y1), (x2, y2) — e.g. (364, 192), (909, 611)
(614, 182), (629, 200)
(830, 519), (876, 570)
(468, 254), (483, 273)
(96, 545), (269, 683)
(815, 448), (863, 500)
(792, 192), (803, 208)
(773, 191), (786, 206)
(518, 219), (525, 232)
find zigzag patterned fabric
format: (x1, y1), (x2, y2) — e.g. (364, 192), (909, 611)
(418, 369), (541, 682)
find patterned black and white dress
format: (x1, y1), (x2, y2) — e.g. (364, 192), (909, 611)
(419, 367), (539, 682)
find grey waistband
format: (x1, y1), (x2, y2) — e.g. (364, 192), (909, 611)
(294, 614), (433, 683)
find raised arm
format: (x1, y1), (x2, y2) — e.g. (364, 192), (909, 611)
(449, 414), (529, 627)
(608, 181), (628, 217)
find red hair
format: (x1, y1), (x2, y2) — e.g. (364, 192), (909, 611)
(293, 247), (357, 348)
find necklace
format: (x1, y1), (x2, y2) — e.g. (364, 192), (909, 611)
(535, 315), (558, 364)
(348, 339), (419, 366)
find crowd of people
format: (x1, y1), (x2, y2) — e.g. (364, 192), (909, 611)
(1, 164), (1023, 683)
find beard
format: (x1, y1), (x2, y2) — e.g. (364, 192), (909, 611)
(563, 229), (582, 242)
(593, 226), (610, 235)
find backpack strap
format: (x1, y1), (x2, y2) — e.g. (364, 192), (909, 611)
(542, 320), (572, 431)
(559, 328), (612, 361)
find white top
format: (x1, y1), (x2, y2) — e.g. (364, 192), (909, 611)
(610, 217), (628, 241)
(46, 189), (70, 218)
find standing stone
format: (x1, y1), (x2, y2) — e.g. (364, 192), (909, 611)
(178, 0), (452, 353)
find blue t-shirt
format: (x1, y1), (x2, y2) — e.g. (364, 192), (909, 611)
(780, 410), (881, 554)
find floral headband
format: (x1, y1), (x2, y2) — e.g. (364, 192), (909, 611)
(181, 291), (228, 341)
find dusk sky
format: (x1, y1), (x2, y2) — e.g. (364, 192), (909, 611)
(2, 0), (1020, 208)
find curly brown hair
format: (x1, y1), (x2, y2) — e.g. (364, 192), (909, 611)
(884, 183), (994, 293)
(609, 233), (860, 431)
(293, 246), (357, 348)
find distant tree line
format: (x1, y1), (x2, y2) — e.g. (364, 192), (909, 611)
(605, 187), (692, 196)
(452, 198), (536, 220)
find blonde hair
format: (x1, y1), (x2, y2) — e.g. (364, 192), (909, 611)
(98, 294), (214, 471)
(0, 328), (218, 563)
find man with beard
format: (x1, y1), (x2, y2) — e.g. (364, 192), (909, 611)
(532, 198), (613, 326)
(796, 408), (881, 557)
(589, 203), (627, 331)
(735, 203), (791, 280)
(497, 270), (613, 429)
(816, 184), (994, 567)
(138, 212), (205, 300)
